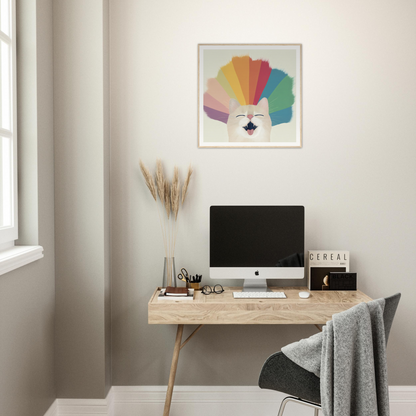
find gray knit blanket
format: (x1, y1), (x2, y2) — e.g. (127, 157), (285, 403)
(282, 299), (389, 416)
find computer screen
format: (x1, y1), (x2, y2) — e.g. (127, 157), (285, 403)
(209, 205), (305, 288)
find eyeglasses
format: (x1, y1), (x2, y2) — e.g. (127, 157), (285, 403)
(201, 284), (224, 295)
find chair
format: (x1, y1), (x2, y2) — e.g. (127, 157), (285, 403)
(258, 293), (401, 416)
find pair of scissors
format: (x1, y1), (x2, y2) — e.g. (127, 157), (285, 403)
(177, 268), (190, 283)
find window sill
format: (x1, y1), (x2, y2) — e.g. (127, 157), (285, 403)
(0, 245), (44, 276)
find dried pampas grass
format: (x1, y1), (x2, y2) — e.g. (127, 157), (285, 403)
(156, 159), (165, 203)
(139, 159), (194, 283)
(171, 167), (180, 220)
(164, 180), (170, 219)
(139, 160), (157, 201)
(182, 164), (193, 205)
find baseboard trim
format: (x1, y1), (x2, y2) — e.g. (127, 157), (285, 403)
(50, 389), (114, 416)
(112, 385), (282, 403)
(389, 385), (416, 402)
(45, 385), (416, 416)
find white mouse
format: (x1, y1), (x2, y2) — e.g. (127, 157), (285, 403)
(299, 291), (311, 299)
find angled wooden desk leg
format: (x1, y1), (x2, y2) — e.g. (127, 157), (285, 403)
(163, 324), (184, 416)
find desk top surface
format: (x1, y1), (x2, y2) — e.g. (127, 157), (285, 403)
(148, 286), (372, 325)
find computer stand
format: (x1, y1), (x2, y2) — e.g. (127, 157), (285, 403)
(242, 278), (270, 292)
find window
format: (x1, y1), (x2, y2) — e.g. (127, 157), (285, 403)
(0, 0), (17, 247)
(0, 0), (42, 274)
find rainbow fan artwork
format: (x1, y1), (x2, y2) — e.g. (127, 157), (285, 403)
(198, 44), (302, 148)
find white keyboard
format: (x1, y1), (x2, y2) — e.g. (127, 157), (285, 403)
(233, 291), (286, 299)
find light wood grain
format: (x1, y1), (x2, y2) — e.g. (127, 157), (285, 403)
(180, 324), (204, 350)
(163, 324), (183, 416)
(148, 287), (372, 325)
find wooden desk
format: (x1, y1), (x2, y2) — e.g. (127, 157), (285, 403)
(148, 286), (372, 416)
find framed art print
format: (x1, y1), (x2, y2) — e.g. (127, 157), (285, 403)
(198, 44), (302, 148)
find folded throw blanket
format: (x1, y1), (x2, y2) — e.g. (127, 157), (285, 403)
(282, 299), (389, 416)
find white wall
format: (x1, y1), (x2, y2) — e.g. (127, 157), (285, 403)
(110, 0), (416, 386)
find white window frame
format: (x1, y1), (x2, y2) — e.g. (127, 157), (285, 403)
(0, 0), (17, 247)
(0, 0), (43, 274)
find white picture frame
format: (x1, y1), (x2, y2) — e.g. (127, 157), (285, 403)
(198, 44), (302, 148)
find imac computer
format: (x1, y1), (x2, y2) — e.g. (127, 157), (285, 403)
(209, 205), (305, 292)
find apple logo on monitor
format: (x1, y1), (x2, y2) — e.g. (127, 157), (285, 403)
(255, 270), (259, 276)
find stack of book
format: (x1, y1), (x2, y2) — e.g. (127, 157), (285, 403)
(157, 286), (195, 301)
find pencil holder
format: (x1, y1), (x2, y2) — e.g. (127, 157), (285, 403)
(187, 282), (201, 290)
